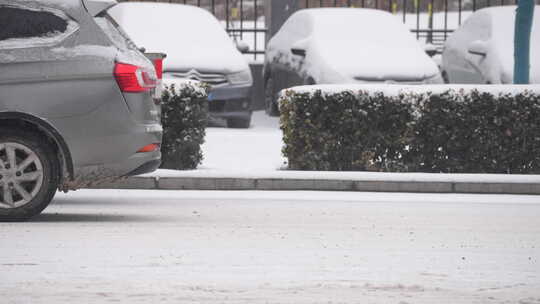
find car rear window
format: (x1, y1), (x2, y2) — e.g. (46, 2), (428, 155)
(94, 13), (138, 51)
(0, 6), (68, 41)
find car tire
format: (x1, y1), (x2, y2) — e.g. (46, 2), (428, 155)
(305, 77), (316, 85)
(227, 116), (251, 129)
(0, 128), (60, 221)
(441, 71), (449, 84)
(264, 75), (280, 117)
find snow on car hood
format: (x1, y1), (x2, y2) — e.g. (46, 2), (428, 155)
(108, 2), (249, 74)
(313, 40), (439, 82)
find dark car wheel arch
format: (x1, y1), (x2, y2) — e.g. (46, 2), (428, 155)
(0, 127), (61, 221)
(263, 71), (280, 117)
(0, 112), (73, 184)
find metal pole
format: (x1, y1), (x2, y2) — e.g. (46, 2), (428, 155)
(514, 0), (535, 84)
(427, 0), (433, 43)
(240, 0), (244, 40)
(403, 0), (407, 23)
(416, 0), (420, 40)
(226, 0), (229, 30)
(458, 0), (462, 25)
(254, 0), (258, 61)
(268, 0), (299, 40)
(444, 0), (448, 39)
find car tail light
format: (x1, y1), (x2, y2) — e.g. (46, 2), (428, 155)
(137, 143), (160, 153)
(150, 59), (164, 104)
(153, 59), (163, 80)
(114, 63), (157, 93)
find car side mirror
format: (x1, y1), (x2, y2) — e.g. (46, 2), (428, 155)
(291, 48), (306, 57)
(468, 40), (488, 57)
(424, 43), (438, 57)
(236, 41), (250, 53)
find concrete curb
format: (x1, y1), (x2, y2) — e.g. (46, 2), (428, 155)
(87, 176), (540, 195)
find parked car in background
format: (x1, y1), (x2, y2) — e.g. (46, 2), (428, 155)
(263, 8), (442, 116)
(109, 2), (254, 128)
(441, 6), (540, 84)
(0, 0), (162, 220)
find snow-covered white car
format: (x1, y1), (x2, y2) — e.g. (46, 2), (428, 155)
(263, 8), (442, 116)
(441, 6), (540, 84)
(109, 2), (253, 128)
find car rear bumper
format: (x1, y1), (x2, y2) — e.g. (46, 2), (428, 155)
(60, 130), (162, 190)
(126, 159), (161, 176)
(51, 88), (163, 190)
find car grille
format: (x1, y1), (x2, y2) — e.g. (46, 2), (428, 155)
(168, 70), (228, 86)
(209, 100), (225, 112)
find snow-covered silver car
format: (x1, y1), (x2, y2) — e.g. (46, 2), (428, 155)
(109, 2), (254, 128)
(0, 0), (162, 220)
(441, 6), (540, 84)
(263, 8), (442, 116)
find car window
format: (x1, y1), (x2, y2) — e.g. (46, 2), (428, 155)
(94, 13), (138, 51)
(0, 6), (68, 41)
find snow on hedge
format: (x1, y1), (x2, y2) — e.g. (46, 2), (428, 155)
(162, 78), (208, 96)
(284, 84), (540, 98)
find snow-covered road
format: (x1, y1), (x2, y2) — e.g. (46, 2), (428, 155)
(1, 189), (539, 303)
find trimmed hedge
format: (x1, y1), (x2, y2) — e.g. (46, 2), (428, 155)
(280, 86), (540, 173)
(160, 80), (209, 170)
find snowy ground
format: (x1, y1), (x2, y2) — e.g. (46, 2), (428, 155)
(1, 189), (539, 303)
(202, 111), (286, 171)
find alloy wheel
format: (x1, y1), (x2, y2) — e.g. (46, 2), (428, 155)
(0, 143), (44, 209)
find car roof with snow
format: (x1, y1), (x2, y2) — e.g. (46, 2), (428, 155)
(285, 8), (419, 45)
(7, 0), (117, 16)
(482, 6), (540, 40)
(108, 2), (248, 74)
(299, 8), (400, 26)
(268, 7), (439, 82)
(447, 5), (540, 81)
